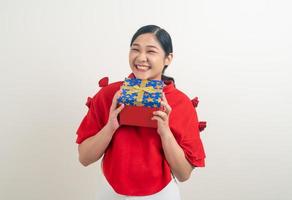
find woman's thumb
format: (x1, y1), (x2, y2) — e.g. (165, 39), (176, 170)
(115, 103), (124, 114)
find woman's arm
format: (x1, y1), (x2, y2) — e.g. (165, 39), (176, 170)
(78, 90), (124, 166)
(78, 124), (115, 166)
(152, 93), (194, 182)
(160, 130), (194, 182)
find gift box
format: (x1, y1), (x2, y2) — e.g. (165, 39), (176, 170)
(117, 78), (164, 128)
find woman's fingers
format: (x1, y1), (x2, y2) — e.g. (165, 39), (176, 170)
(153, 110), (168, 121)
(160, 101), (171, 115)
(110, 89), (125, 118)
(160, 93), (171, 113)
(115, 103), (124, 115)
(151, 115), (164, 123)
(162, 92), (168, 104)
(154, 92), (172, 122)
(110, 89), (122, 112)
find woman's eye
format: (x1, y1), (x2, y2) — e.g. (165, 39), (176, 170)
(131, 48), (139, 52)
(148, 50), (156, 53)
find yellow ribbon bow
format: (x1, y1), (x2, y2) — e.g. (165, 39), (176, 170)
(122, 79), (161, 106)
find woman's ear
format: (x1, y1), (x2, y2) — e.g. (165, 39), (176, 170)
(164, 53), (173, 66)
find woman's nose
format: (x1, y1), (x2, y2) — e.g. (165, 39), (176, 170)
(136, 52), (147, 62)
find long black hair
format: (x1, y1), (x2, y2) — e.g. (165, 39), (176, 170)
(130, 25), (175, 83)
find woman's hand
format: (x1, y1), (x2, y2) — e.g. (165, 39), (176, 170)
(152, 93), (172, 137)
(106, 89), (124, 133)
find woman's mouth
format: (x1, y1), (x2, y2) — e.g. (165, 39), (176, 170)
(135, 64), (151, 72)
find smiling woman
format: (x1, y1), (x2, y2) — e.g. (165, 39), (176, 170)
(129, 25), (174, 82)
(76, 25), (206, 200)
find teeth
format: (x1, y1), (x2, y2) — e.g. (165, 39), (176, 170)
(136, 65), (149, 70)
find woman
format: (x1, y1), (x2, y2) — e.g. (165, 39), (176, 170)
(76, 25), (206, 200)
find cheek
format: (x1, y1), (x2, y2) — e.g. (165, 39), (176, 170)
(129, 52), (138, 61)
(150, 56), (165, 66)
(129, 54), (134, 63)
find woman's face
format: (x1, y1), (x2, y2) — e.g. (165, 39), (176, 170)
(129, 33), (172, 80)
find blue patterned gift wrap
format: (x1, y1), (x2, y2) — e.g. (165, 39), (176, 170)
(117, 78), (164, 108)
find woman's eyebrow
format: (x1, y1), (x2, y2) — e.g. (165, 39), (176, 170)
(146, 45), (159, 50)
(132, 43), (140, 47)
(132, 43), (159, 50)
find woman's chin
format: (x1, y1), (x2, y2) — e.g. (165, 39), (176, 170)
(133, 72), (150, 80)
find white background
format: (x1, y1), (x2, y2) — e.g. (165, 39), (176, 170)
(1, 0), (291, 199)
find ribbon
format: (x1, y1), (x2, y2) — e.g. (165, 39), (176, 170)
(122, 79), (161, 106)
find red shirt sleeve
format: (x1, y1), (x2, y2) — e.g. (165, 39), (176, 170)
(75, 92), (106, 144)
(169, 92), (206, 167)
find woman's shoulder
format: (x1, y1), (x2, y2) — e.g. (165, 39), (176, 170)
(90, 78), (123, 104)
(98, 81), (123, 95)
(168, 86), (193, 106)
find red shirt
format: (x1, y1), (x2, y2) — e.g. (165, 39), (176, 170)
(76, 78), (206, 196)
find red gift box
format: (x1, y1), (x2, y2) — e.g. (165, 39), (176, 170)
(117, 78), (163, 128)
(119, 105), (159, 128)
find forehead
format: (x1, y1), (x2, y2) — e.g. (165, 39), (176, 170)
(132, 33), (162, 48)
